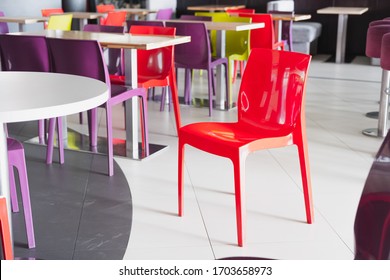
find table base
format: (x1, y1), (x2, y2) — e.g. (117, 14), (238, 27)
(25, 128), (167, 160)
(362, 128), (387, 138)
(325, 54), (356, 63)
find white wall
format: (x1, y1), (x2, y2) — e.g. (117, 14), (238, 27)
(0, 0), (62, 32)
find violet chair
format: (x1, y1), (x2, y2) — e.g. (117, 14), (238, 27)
(0, 34), (64, 164)
(46, 38), (149, 176)
(0, 11), (9, 34)
(155, 8), (173, 20)
(165, 21), (229, 116)
(178, 49), (313, 247)
(7, 137), (35, 248)
(0, 196), (13, 259)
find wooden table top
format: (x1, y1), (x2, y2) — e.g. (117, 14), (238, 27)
(116, 8), (157, 15)
(187, 5), (246, 12)
(0, 16), (46, 24)
(271, 13), (312, 21)
(163, 19), (264, 31)
(65, 12), (106, 20)
(13, 30), (191, 50)
(317, 7), (369, 15)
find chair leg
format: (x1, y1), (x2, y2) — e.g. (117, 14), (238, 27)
(9, 167), (19, 213)
(88, 108), (98, 147)
(38, 119), (45, 144)
(168, 68), (181, 134)
(295, 133), (314, 224)
(139, 93), (149, 157)
(184, 69), (192, 105)
(56, 117), (64, 164)
(207, 69), (214, 116)
(232, 60), (238, 84)
(0, 197), (13, 260)
(46, 118), (56, 164)
(178, 138), (185, 217)
(232, 153), (246, 247)
(225, 61), (231, 108)
(105, 105), (114, 176)
(14, 149), (35, 248)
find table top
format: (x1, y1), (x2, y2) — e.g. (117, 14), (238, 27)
(65, 12), (106, 20)
(187, 5), (246, 12)
(271, 13), (312, 21)
(163, 19), (264, 31)
(317, 7), (369, 15)
(116, 8), (157, 15)
(13, 30), (191, 50)
(0, 72), (108, 123)
(0, 16), (46, 24)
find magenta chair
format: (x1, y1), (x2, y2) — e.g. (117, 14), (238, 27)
(155, 8), (173, 20)
(0, 11), (9, 34)
(0, 34), (64, 164)
(165, 21), (229, 116)
(46, 38), (149, 176)
(7, 137), (35, 248)
(178, 49), (313, 247)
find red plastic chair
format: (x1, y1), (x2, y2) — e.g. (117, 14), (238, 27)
(178, 48), (313, 247)
(102, 11), (127, 26)
(41, 8), (64, 29)
(111, 26), (182, 133)
(0, 197), (13, 260)
(226, 8), (255, 15)
(96, 4), (116, 25)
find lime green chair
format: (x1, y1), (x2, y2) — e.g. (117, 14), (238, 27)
(195, 12), (251, 94)
(47, 14), (73, 31)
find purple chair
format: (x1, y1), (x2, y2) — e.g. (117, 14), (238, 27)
(369, 19), (390, 27)
(0, 34), (64, 164)
(363, 25), (390, 137)
(0, 11), (9, 34)
(165, 21), (229, 116)
(7, 137), (35, 248)
(155, 8), (173, 20)
(46, 38), (149, 176)
(179, 15), (212, 21)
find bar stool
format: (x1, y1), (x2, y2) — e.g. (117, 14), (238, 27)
(0, 196), (13, 259)
(363, 25), (390, 137)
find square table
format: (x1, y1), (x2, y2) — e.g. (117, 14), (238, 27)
(0, 16), (47, 32)
(163, 19), (264, 110)
(187, 5), (246, 12)
(15, 30), (190, 159)
(317, 7), (369, 63)
(116, 8), (157, 20)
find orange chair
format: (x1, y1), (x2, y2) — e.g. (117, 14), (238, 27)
(178, 48), (313, 247)
(111, 26), (182, 133)
(102, 11), (127, 26)
(0, 197), (13, 260)
(96, 4), (116, 24)
(41, 8), (64, 29)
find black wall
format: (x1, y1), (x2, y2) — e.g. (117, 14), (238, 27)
(176, 0), (390, 56)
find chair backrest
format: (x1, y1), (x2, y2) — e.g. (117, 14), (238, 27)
(103, 11), (127, 26)
(0, 11), (9, 34)
(96, 4), (115, 13)
(238, 49), (311, 131)
(129, 25), (175, 80)
(226, 8), (255, 15)
(126, 20), (164, 31)
(156, 8), (173, 20)
(267, 1), (294, 12)
(47, 14), (73, 31)
(46, 38), (109, 91)
(354, 130), (390, 260)
(268, 10), (293, 48)
(225, 16), (251, 58)
(0, 34), (50, 72)
(180, 15), (212, 22)
(83, 24), (124, 75)
(239, 13), (276, 49)
(41, 8), (64, 29)
(165, 21), (211, 69)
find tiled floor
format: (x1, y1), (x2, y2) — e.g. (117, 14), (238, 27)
(9, 54), (386, 260)
(94, 54), (384, 260)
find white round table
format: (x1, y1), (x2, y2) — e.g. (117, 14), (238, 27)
(0, 72), (109, 251)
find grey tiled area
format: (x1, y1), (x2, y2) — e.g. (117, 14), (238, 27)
(6, 121), (132, 260)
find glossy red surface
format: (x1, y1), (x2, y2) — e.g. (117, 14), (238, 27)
(178, 48), (313, 246)
(102, 11), (127, 26)
(0, 197), (13, 259)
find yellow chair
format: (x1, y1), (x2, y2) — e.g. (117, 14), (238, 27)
(47, 14), (73, 31)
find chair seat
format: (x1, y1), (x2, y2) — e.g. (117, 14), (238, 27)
(180, 122), (295, 151)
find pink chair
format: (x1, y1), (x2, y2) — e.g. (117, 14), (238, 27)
(178, 49), (313, 246)
(8, 137), (35, 248)
(0, 197), (13, 259)
(0, 11), (9, 34)
(156, 8), (173, 20)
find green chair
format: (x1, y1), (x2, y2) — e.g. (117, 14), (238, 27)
(47, 14), (73, 31)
